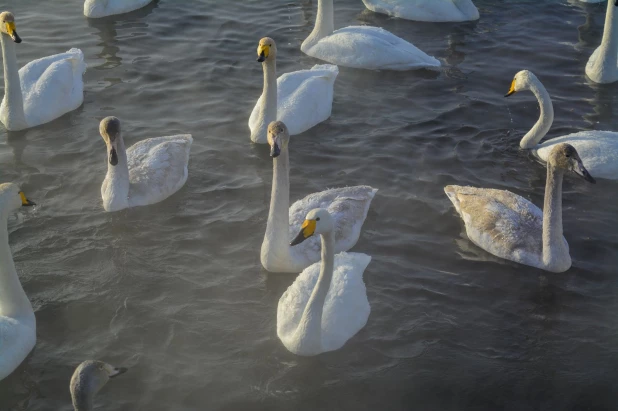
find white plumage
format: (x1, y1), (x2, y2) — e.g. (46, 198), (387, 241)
(362, 0), (479, 22)
(84, 0), (153, 18)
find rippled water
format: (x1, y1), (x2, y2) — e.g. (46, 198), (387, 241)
(1, 0), (618, 409)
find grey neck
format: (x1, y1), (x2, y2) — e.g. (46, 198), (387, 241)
(103, 138), (130, 210)
(520, 79), (554, 149)
(301, 0), (334, 51)
(541, 165), (570, 272)
(72, 389), (94, 411)
(0, 213), (34, 320)
(0, 33), (27, 130)
(250, 58), (277, 144)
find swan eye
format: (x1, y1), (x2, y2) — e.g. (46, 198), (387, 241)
(316, 217), (320, 221)
(565, 154), (570, 158)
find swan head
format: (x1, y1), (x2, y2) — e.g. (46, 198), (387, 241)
(257, 37), (277, 63)
(0, 183), (35, 216)
(504, 70), (538, 97)
(548, 143), (596, 184)
(0, 12), (21, 43)
(267, 121), (289, 158)
(70, 360), (127, 411)
(99, 116), (121, 166)
(290, 208), (334, 246)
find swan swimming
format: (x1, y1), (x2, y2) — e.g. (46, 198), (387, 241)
(0, 183), (36, 381)
(84, 0), (153, 18)
(505, 70), (618, 180)
(98, 116), (192, 212)
(0, 12), (85, 131)
(71, 360), (127, 411)
(445, 144), (595, 273)
(586, 0), (618, 83)
(261, 121), (377, 273)
(301, 0), (440, 70)
(362, 0), (479, 22)
(277, 208), (371, 356)
(249, 37), (338, 144)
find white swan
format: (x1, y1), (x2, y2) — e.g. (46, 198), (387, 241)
(0, 183), (36, 381)
(277, 208), (371, 356)
(98, 116), (192, 212)
(249, 37), (338, 144)
(445, 144), (595, 273)
(586, 0), (618, 83)
(362, 0), (479, 22)
(71, 361), (127, 411)
(505, 70), (618, 180)
(301, 0), (440, 70)
(84, 0), (153, 18)
(0, 12), (86, 131)
(261, 121), (376, 273)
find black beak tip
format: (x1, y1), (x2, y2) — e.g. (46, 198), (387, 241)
(110, 367), (128, 378)
(109, 149), (118, 166)
(290, 232), (306, 246)
(270, 145), (281, 158)
(257, 57), (265, 62)
(22, 200), (36, 207)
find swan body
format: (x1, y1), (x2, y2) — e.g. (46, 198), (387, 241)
(445, 144), (595, 273)
(506, 70), (618, 180)
(71, 361), (127, 411)
(362, 0), (479, 22)
(278, 208), (371, 356)
(98, 117), (192, 212)
(586, 0), (618, 83)
(249, 38), (337, 144)
(301, 0), (440, 70)
(0, 183), (36, 381)
(0, 12), (85, 131)
(84, 0), (153, 18)
(261, 122), (376, 273)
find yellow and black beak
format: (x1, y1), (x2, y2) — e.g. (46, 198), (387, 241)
(6, 22), (21, 44)
(257, 44), (270, 63)
(19, 191), (35, 207)
(504, 78), (516, 97)
(290, 219), (316, 246)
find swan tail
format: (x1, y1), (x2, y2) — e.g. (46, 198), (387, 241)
(310, 64), (339, 79)
(66, 48), (87, 74)
(444, 185), (463, 215)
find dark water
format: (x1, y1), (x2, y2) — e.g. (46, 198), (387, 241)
(1, 0), (618, 410)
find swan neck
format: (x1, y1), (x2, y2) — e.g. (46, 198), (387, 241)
(600, 1), (618, 62)
(252, 59), (277, 144)
(521, 79), (553, 149)
(303, 0), (334, 49)
(72, 392), (93, 411)
(294, 230), (335, 349)
(0, 214), (33, 320)
(0, 33), (27, 130)
(103, 137), (130, 211)
(542, 165), (569, 271)
(107, 139), (129, 182)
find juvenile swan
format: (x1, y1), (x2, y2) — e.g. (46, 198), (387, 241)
(505, 70), (618, 180)
(249, 37), (338, 144)
(586, 0), (618, 83)
(362, 0), (479, 22)
(0, 183), (36, 381)
(301, 0), (440, 70)
(277, 208), (371, 356)
(98, 116), (192, 212)
(445, 144), (595, 273)
(0, 12), (86, 131)
(261, 121), (376, 273)
(70, 360), (127, 411)
(84, 0), (153, 18)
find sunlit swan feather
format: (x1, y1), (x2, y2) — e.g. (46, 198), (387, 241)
(278, 208), (371, 356)
(505, 70), (618, 180)
(71, 360), (127, 411)
(98, 116), (192, 212)
(301, 0), (440, 70)
(84, 0), (153, 18)
(249, 38), (337, 143)
(586, 0), (618, 83)
(0, 183), (36, 381)
(445, 144), (595, 273)
(0, 12), (85, 131)
(362, 0), (479, 22)
(261, 121), (376, 273)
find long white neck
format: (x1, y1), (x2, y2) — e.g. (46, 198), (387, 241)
(260, 145), (294, 270)
(301, 0), (334, 51)
(0, 213), (34, 320)
(0, 33), (27, 130)
(520, 78), (554, 149)
(541, 165), (570, 272)
(102, 139), (130, 212)
(293, 229), (334, 353)
(250, 58), (277, 144)
(589, 1), (618, 83)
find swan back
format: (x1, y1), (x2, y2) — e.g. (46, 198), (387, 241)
(362, 0), (479, 22)
(84, 0), (153, 18)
